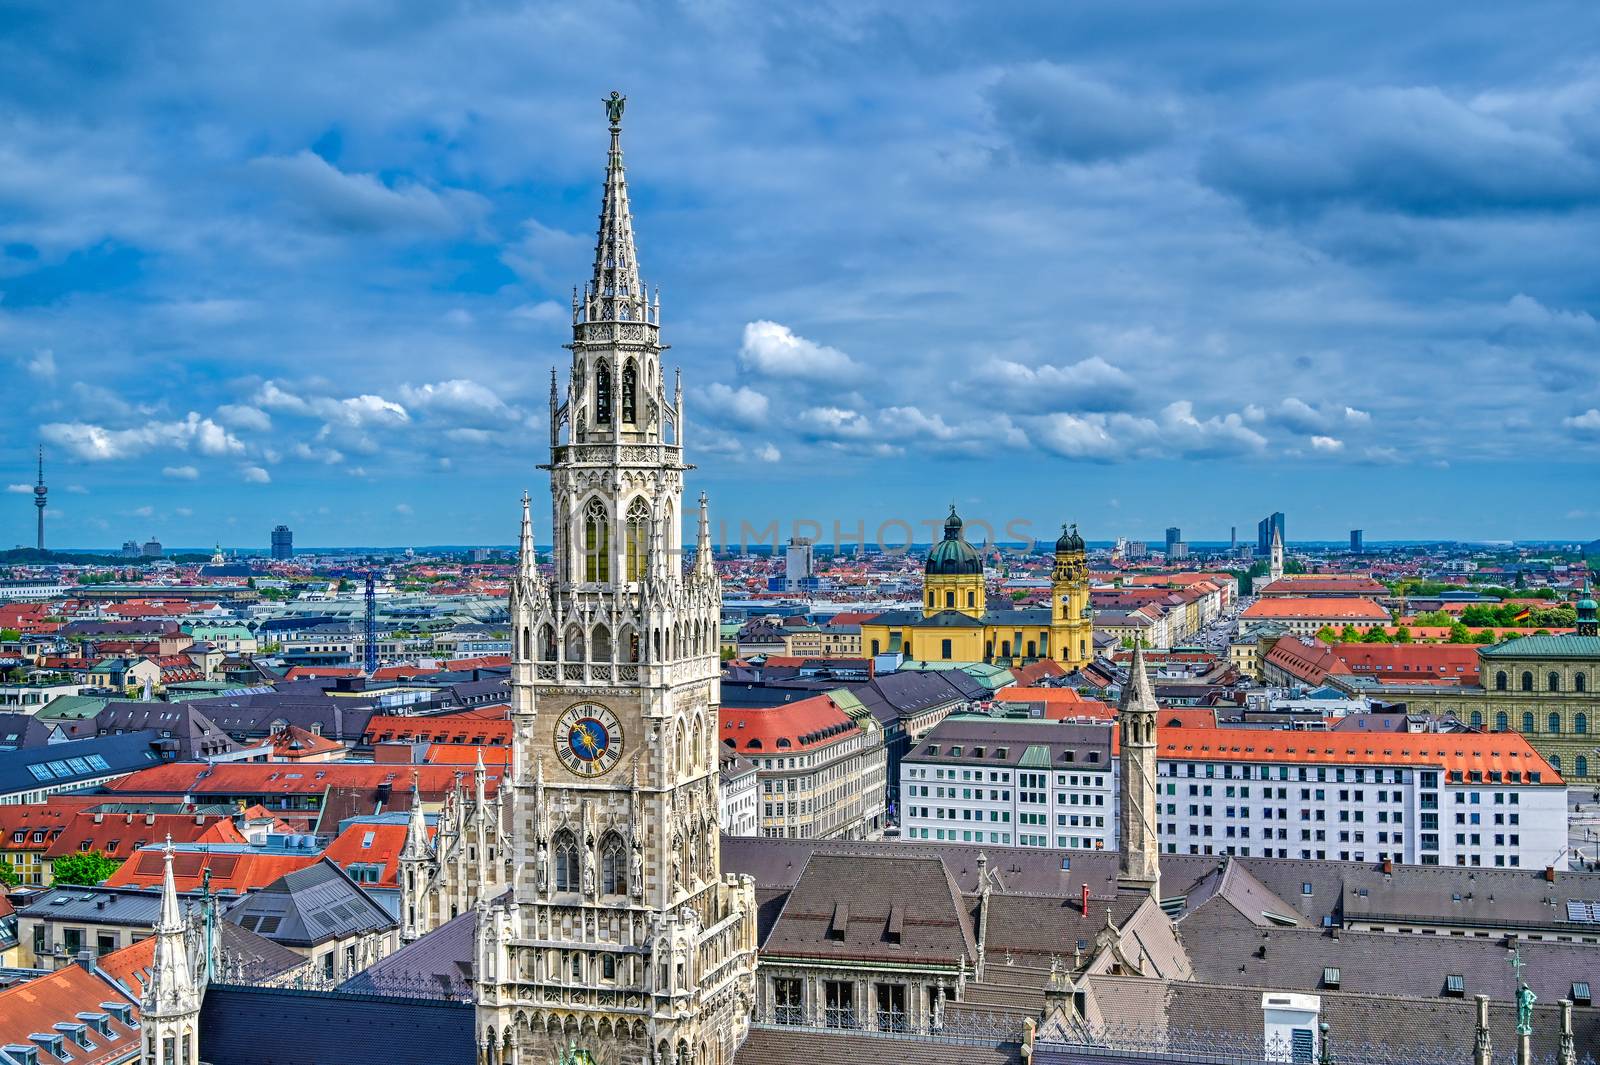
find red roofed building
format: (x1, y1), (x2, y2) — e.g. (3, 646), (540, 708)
(1154, 725), (1567, 867)
(1256, 575), (1387, 598)
(104, 762), (501, 817)
(1261, 637), (1353, 687)
(364, 713), (512, 747)
(104, 845), (321, 894)
(719, 694), (886, 839)
(993, 685), (1117, 721)
(1332, 643), (1481, 685)
(0, 962), (142, 1065)
(0, 799), (104, 885)
(42, 810), (246, 862)
(320, 819), (420, 888)
(1241, 596), (1390, 636)
(268, 725), (347, 762)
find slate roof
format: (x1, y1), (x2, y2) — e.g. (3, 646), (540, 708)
(0, 731), (163, 799)
(0, 712), (56, 749)
(224, 857), (396, 948)
(734, 1027), (1020, 1065)
(763, 852), (975, 966)
(339, 908), (477, 995)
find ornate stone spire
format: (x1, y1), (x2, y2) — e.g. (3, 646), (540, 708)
(583, 91), (650, 326)
(694, 491), (714, 579)
(148, 836), (196, 1010)
(402, 778), (429, 860)
(518, 491), (536, 578)
(1117, 644), (1161, 895)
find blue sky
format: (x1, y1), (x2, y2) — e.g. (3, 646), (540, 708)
(4, 1), (1599, 549)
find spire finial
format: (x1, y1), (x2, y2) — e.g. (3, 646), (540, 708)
(604, 90), (626, 129)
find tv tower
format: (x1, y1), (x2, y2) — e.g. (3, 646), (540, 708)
(33, 446), (47, 551)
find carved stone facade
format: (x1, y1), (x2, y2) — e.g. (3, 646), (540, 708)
(471, 96), (757, 1065)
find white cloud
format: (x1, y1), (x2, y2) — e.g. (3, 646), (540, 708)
(1270, 397), (1370, 435)
(1310, 435), (1344, 452)
(1033, 402), (1266, 461)
(216, 404), (272, 431)
(5, 484), (32, 494)
(291, 443), (345, 465)
(1564, 408), (1600, 437)
(162, 465), (199, 480)
(509, 300), (566, 325)
(240, 465), (271, 484)
(254, 381), (309, 414)
(800, 406), (875, 439)
(319, 393), (409, 428)
(394, 502), (414, 515)
(400, 379), (516, 425)
(24, 349), (56, 378)
(739, 321), (858, 379)
(250, 150), (488, 235)
(700, 383), (770, 428)
(755, 443), (782, 463)
(982, 356), (1136, 411)
(41, 413), (243, 461)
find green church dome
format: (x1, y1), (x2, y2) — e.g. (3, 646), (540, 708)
(926, 505), (982, 575)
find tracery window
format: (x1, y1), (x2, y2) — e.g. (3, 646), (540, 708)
(584, 499), (611, 583)
(625, 498), (650, 581)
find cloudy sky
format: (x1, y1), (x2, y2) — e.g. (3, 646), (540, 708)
(4, 1), (1599, 549)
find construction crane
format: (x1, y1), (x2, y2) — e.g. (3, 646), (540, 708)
(363, 570), (378, 676)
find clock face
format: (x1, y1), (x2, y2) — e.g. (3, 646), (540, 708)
(554, 703), (623, 777)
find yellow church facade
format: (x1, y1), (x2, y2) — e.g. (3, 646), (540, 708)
(861, 508), (1094, 670)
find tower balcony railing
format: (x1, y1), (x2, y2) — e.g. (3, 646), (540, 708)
(534, 659), (715, 685)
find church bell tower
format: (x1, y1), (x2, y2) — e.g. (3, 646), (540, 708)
(474, 92), (757, 1065)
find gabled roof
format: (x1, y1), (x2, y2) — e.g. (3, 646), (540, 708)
(43, 810), (245, 859)
(105, 844), (322, 894)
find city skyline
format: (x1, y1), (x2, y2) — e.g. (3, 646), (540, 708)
(6, 3), (1600, 546)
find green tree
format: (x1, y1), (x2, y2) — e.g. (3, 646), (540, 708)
(1472, 629), (1498, 644)
(51, 850), (123, 886)
(0, 627), (20, 642)
(1362, 627), (1393, 643)
(1393, 626), (1412, 644)
(1412, 610), (1454, 627)
(1339, 624), (1363, 642)
(1314, 626), (1337, 644)
(1447, 623), (1472, 644)
(0, 859), (19, 887)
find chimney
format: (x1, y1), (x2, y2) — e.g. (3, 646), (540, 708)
(1381, 858), (1393, 875)
(75, 949), (95, 973)
(1544, 866), (1556, 883)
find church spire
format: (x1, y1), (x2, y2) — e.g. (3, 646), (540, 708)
(694, 492), (714, 579)
(1117, 644), (1161, 896)
(583, 91), (650, 326)
(402, 777), (429, 859)
(146, 836), (197, 1014)
(518, 491), (536, 578)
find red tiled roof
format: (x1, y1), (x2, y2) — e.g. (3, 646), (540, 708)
(364, 714), (512, 746)
(43, 810), (245, 859)
(1263, 638), (1352, 686)
(422, 743), (512, 766)
(0, 799), (101, 852)
(0, 964), (142, 1065)
(1243, 598), (1389, 621)
(105, 761), (502, 800)
(1331, 643), (1480, 682)
(994, 686), (1116, 721)
(99, 935), (157, 997)
(268, 724), (346, 759)
(320, 820), (421, 888)
(1157, 726), (1562, 783)
(104, 846), (321, 893)
(719, 694), (861, 754)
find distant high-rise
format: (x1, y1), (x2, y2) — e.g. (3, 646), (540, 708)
(32, 446), (47, 551)
(121, 540), (141, 558)
(784, 537), (815, 591)
(1256, 512), (1285, 555)
(141, 537), (162, 558)
(271, 524), (293, 560)
(1164, 526), (1181, 554)
(1230, 526), (1237, 551)
(1350, 529), (1364, 555)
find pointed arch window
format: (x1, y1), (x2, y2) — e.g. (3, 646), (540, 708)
(553, 832), (579, 893)
(601, 835), (627, 896)
(622, 359), (638, 423)
(584, 499), (611, 583)
(595, 362), (613, 425)
(625, 498), (650, 581)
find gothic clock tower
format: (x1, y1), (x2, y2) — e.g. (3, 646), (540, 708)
(473, 93), (758, 1065)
